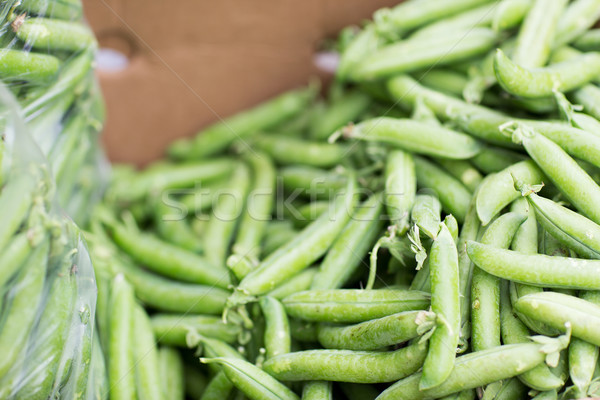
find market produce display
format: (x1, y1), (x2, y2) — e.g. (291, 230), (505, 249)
(7, 0), (600, 399)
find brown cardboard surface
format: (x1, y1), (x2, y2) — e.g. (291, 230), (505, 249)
(82, 0), (400, 166)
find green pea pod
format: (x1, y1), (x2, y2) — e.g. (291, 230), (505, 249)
(267, 268), (318, 300)
(411, 193), (442, 240)
(158, 347), (185, 400)
(495, 49), (600, 98)
(262, 340), (428, 383)
(513, 123), (600, 225)
(15, 241), (76, 399)
(15, 17), (95, 52)
(260, 296), (291, 359)
(515, 291), (600, 345)
(554, 0), (600, 48)
(511, 0), (567, 68)
(118, 257), (230, 315)
(108, 274), (136, 400)
(309, 91), (371, 140)
(302, 381), (332, 400)
(411, 3), (497, 39)
(377, 335), (570, 400)
(18, 0), (82, 20)
(421, 222), (460, 390)
(574, 28), (600, 51)
(0, 173), (37, 253)
(352, 28), (497, 81)
(283, 289), (430, 323)
(492, 0), (533, 32)
(184, 366), (208, 399)
(0, 231), (35, 288)
(414, 156), (471, 223)
(279, 165), (347, 200)
(467, 241), (600, 290)
(435, 159), (483, 192)
(153, 200), (203, 253)
(475, 160), (544, 226)
(168, 86), (316, 160)
(337, 25), (382, 82)
(200, 371), (234, 400)
(0, 49), (60, 84)
(341, 117), (482, 159)
(253, 135), (349, 168)
(203, 162), (251, 267)
(317, 310), (436, 351)
(151, 314), (241, 347)
(232, 175), (358, 299)
(201, 357), (299, 400)
(482, 378), (528, 400)
(311, 193), (383, 290)
(384, 150), (415, 235)
(415, 68), (468, 98)
(500, 281), (564, 391)
(472, 212), (526, 353)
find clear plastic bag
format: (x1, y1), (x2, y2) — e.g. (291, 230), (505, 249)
(0, 0), (108, 226)
(0, 84), (104, 399)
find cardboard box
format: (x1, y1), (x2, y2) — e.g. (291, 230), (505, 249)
(82, 0), (400, 166)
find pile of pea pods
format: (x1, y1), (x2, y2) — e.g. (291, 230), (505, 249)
(0, 0), (108, 225)
(88, 0), (600, 399)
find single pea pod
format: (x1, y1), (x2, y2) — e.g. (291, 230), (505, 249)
(340, 117), (482, 159)
(262, 340), (428, 383)
(0, 49), (60, 84)
(168, 85), (316, 160)
(200, 357), (299, 400)
(421, 222), (460, 390)
(311, 193), (383, 290)
(231, 175), (357, 301)
(411, 193), (442, 240)
(302, 381), (332, 400)
(117, 257), (230, 315)
(376, 334), (570, 400)
(317, 310), (436, 351)
(384, 150), (415, 235)
(253, 135), (349, 168)
(573, 83), (600, 121)
(260, 296), (291, 359)
(525, 191), (600, 259)
(475, 160), (544, 226)
(494, 49), (600, 98)
(414, 156), (471, 223)
(150, 314), (241, 347)
(515, 291), (600, 345)
(133, 304), (162, 400)
(512, 122), (600, 225)
(467, 241), (600, 290)
(109, 221), (231, 288)
(283, 289), (430, 323)
(108, 274), (136, 400)
(15, 17), (96, 52)
(158, 347), (185, 400)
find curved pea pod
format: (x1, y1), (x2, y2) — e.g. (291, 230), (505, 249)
(376, 334), (571, 400)
(109, 221), (231, 288)
(150, 314), (241, 347)
(168, 85), (316, 160)
(302, 381), (332, 400)
(384, 150), (415, 235)
(352, 28), (497, 81)
(512, 123), (600, 225)
(515, 291), (600, 345)
(525, 192), (600, 259)
(411, 193), (442, 240)
(253, 135), (349, 168)
(414, 156), (471, 223)
(475, 160), (544, 226)
(494, 49), (600, 98)
(283, 289), (430, 323)
(200, 357), (299, 400)
(133, 305), (162, 400)
(118, 258), (230, 315)
(231, 176), (358, 300)
(15, 17), (96, 52)
(467, 241), (600, 290)
(509, 282), (560, 336)
(262, 340), (428, 383)
(317, 310), (436, 351)
(340, 117), (482, 159)
(311, 193), (383, 290)
(0, 49), (60, 84)
(260, 296), (291, 359)
(309, 91), (371, 140)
